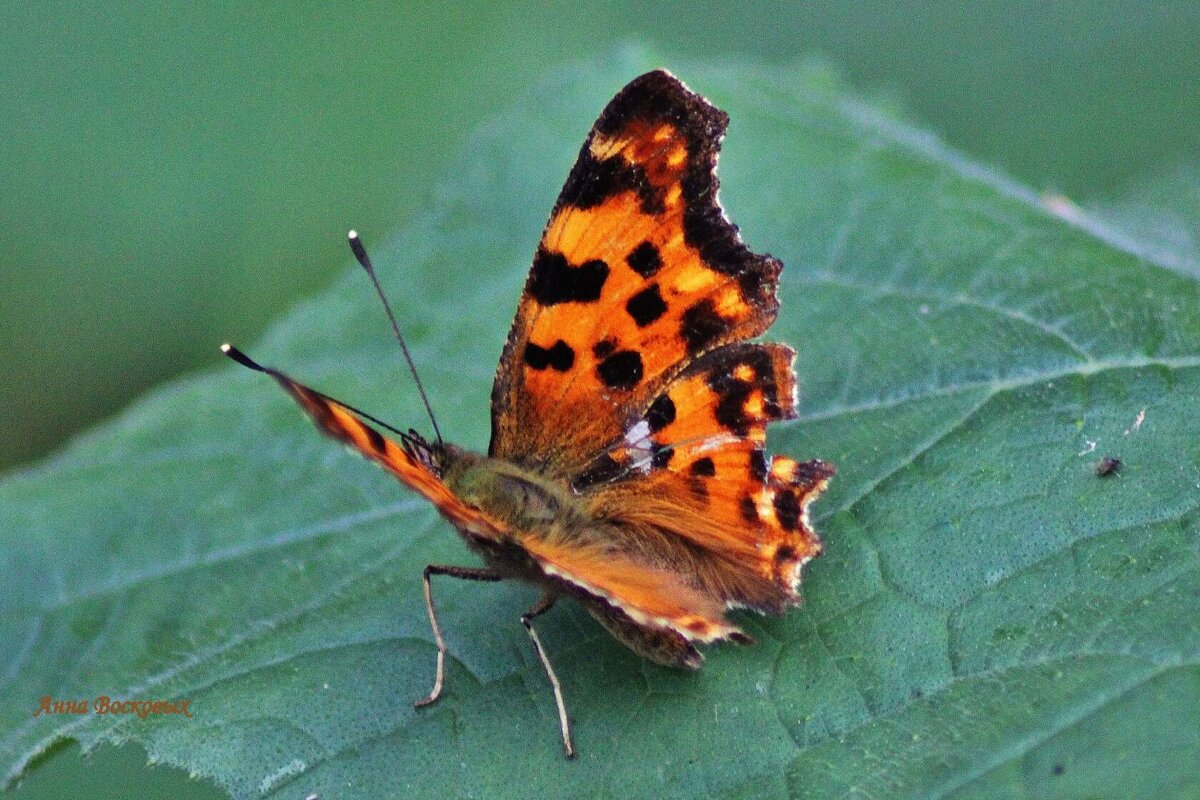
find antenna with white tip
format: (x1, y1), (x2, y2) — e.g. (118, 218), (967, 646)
(348, 230), (444, 446)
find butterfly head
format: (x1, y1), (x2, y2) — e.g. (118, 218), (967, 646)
(399, 429), (456, 477)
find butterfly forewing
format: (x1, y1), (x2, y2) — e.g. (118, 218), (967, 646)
(490, 70), (781, 474)
(256, 362), (508, 540)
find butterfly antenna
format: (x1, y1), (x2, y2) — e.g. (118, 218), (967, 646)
(347, 230), (444, 446)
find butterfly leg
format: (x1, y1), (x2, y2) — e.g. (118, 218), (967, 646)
(521, 594), (576, 759)
(416, 564), (503, 709)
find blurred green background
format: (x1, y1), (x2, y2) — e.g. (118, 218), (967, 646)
(2, 2), (1197, 797)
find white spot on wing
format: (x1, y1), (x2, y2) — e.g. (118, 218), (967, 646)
(693, 433), (738, 455)
(624, 419), (654, 472)
(625, 420), (651, 446)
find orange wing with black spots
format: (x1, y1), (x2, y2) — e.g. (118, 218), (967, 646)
(577, 342), (834, 615)
(490, 70), (781, 473)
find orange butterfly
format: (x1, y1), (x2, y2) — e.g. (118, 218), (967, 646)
(223, 70), (833, 757)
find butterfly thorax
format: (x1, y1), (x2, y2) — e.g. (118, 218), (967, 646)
(439, 445), (588, 543)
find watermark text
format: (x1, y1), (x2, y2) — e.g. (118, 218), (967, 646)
(34, 696), (193, 719)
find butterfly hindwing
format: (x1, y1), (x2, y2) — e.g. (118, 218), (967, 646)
(519, 537), (746, 652)
(574, 342), (834, 615)
(490, 70), (782, 474)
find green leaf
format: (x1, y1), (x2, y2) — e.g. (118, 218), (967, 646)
(1085, 162), (1200, 281)
(3, 51), (1199, 799)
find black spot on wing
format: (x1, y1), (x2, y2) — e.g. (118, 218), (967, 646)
(680, 299), (732, 355)
(596, 350), (644, 389)
(739, 496), (759, 524)
(701, 347), (790, 436)
(626, 240), (663, 278)
(592, 338), (616, 359)
(773, 489), (801, 531)
(625, 284), (667, 327)
(714, 383), (753, 437)
(364, 424), (387, 456)
(524, 340), (575, 372)
(774, 544), (798, 564)
(689, 457), (715, 477)
(529, 248), (609, 306)
(651, 446), (674, 469)
(750, 449), (768, 482)
(792, 459), (836, 492)
(703, 348), (767, 393)
(571, 453), (625, 492)
(736, 263), (780, 310)
(557, 151), (664, 214)
(644, 394), (676, 433)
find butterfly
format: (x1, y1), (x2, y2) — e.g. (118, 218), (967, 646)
(222, 70), (833, 758)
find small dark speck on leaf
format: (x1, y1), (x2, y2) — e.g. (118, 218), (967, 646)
(1096, 456), (1122, 477)
(1052, 763), (1065, 776)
